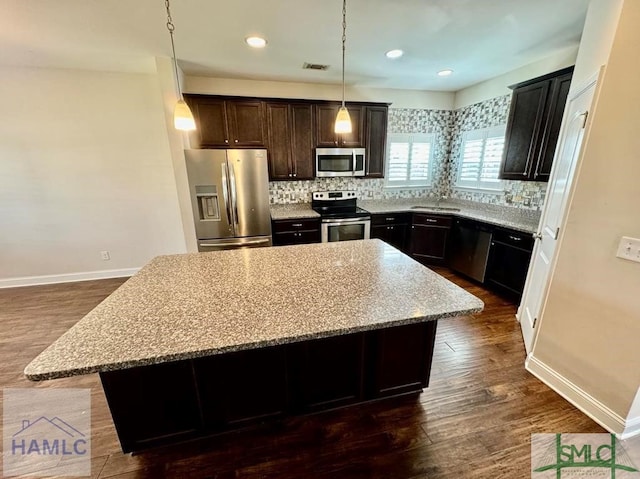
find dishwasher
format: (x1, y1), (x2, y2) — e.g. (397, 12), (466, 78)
(448, 218), (493, 282)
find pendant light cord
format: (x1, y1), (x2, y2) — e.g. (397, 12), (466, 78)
(165, 0), (184, 101)
(341, 0), (347, 108)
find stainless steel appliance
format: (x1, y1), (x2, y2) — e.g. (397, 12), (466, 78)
(449, 218), (493, 282)
(311, 191), (371, 242)
(185, 149), (272, 252)
(315, 148), (366, 177)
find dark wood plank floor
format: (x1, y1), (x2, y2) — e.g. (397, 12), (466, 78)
(0, 268), (604, 478)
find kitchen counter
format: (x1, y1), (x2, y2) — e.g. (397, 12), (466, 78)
(270, 199), (540, 233)
(270, 203), (320, 220)
(25, 239), (483, 381)
(359, 199), (541, 234)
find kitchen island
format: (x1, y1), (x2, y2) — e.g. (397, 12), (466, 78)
(25, 240), (483, 453)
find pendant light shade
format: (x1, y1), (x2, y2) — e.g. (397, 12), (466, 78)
(335, 106), (352, 134)
(335, 0), (352, 134)
(165, 0), (196, 132)
(174, 100), (196, 131)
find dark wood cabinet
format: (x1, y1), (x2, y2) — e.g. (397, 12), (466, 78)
(368, 322), (437, 398)
(185, 95), (266, 148)
(365, 106), (388, 178)
(500, 66), (573, 182)
(316, 103), (364, 147)
(266, 102), (314, 180)
(409, 213), (452, 265)
(485, 227), (534, 301)
(194, 347), (288, 429)
(100, 361), (202, 452)
(288, 334), (364, 412)
(371, 213), (410, 252)
(101, 321), (438, 453)
(272, 218), (321, 245)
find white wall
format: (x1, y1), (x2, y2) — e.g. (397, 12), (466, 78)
(0, 66), (186, 286)
(531, 0), (638, 429)
(453, 46), (579, 109)
(185, 76), (455, 110)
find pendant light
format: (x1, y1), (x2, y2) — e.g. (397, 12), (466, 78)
(165, 0), (196, 131)
(334, 0), (352, 134)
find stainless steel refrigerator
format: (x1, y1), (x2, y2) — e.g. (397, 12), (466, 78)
(185, 149), (272, 252)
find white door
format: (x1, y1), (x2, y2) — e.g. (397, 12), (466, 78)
(518, 70), (603, 354)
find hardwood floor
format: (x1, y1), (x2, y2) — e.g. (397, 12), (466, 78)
(0, 269), (604, 478)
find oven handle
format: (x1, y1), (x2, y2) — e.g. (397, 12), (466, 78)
(321, 217), (371, 224)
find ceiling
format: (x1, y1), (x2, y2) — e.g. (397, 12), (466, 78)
(1, 0), (590, 91)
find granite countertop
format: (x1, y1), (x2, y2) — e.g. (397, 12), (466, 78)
(359, 199), (540, 234)
(25, 240), (483, 381)
(270, 203), (320, 220)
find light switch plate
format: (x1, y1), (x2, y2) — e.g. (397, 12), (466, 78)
(616, 236), (640, 263)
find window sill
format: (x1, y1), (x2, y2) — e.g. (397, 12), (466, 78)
(453, 185), (504, 195)
(384, 184), (432, 190)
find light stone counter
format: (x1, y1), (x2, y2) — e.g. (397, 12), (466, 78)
(270, 203), (320, 220)
(359, 199), (541, 234)
(25, 240), (483, 381)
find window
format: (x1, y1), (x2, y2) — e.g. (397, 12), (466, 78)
(385, 133), (434, 188)
(455, 126), (506, 190)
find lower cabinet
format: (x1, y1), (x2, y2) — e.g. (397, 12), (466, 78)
(485, 227), (534, 301)
(409, 214), (452, 264)
(100, 322), (437, 453)
(370, 213), (410, 252)
(272, 218), (321, 245)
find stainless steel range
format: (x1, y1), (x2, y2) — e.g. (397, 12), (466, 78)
(311, 191), (371, 243)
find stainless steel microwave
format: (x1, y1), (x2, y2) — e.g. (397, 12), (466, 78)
(315, 148), (366, 177)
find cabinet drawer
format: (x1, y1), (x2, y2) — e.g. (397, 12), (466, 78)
(492, 228), (534, 251)
(272, 218), (320, 233)
(371, 213), (410, 226)
(273, 230), (321, 246)
(412, 213), (452, 228)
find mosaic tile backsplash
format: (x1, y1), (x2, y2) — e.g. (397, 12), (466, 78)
(269, 97), (548, 210)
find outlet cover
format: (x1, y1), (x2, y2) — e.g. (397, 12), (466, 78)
(616, 236), (640, 263)
(100, 250), (111, 261)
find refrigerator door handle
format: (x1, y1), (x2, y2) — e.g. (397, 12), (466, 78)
(221, 163), (233, 230)
(228, 161), (240, 232)
(199, 238), (270, 248)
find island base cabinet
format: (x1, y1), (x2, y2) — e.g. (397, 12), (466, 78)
(193, 347), (288, 429)
(368, 321), (438, 398)
(100, 362), (203, 453)
(288, 334), (365, 412)
(100, 322), (438, 453)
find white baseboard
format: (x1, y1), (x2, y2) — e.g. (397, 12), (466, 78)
(526, 354), (639, 439)
(0, 268), (139, 289)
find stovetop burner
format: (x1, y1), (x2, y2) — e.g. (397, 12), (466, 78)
(311, 190), (370, 219)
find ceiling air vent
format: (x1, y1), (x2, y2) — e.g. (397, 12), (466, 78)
(303, 63), (329, 71)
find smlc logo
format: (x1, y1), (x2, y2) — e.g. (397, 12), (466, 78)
(12, 416), (87, 456)
(532, 433), (640, 478)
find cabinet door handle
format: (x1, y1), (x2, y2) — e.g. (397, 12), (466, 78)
(389, 226), (394, 230)
(234, 139), (239, 143)
(425, 218), (438, 223)
(225, 139), (229, 144)
(386, 217), (395, 221)
(292, 223), (303, 227)
(508, 235), (522, 241)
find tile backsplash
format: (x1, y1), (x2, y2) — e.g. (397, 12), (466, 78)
(269, 97), (548, 210)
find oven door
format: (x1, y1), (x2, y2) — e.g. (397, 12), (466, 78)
(321, 218), (371, 242)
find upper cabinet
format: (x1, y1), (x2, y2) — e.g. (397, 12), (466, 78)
(266, 102), (315, 181)
(365, 106), (388, 178)
(185, 95), (389, 181)
(316, 104), (365, 148)
(184, 95), (266, 148)
(500, 66), (573, 182)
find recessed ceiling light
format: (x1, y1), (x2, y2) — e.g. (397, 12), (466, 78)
(438, 69), (454, 77)
(385, 49), (404, 59)
(245, 36), (267, 48)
